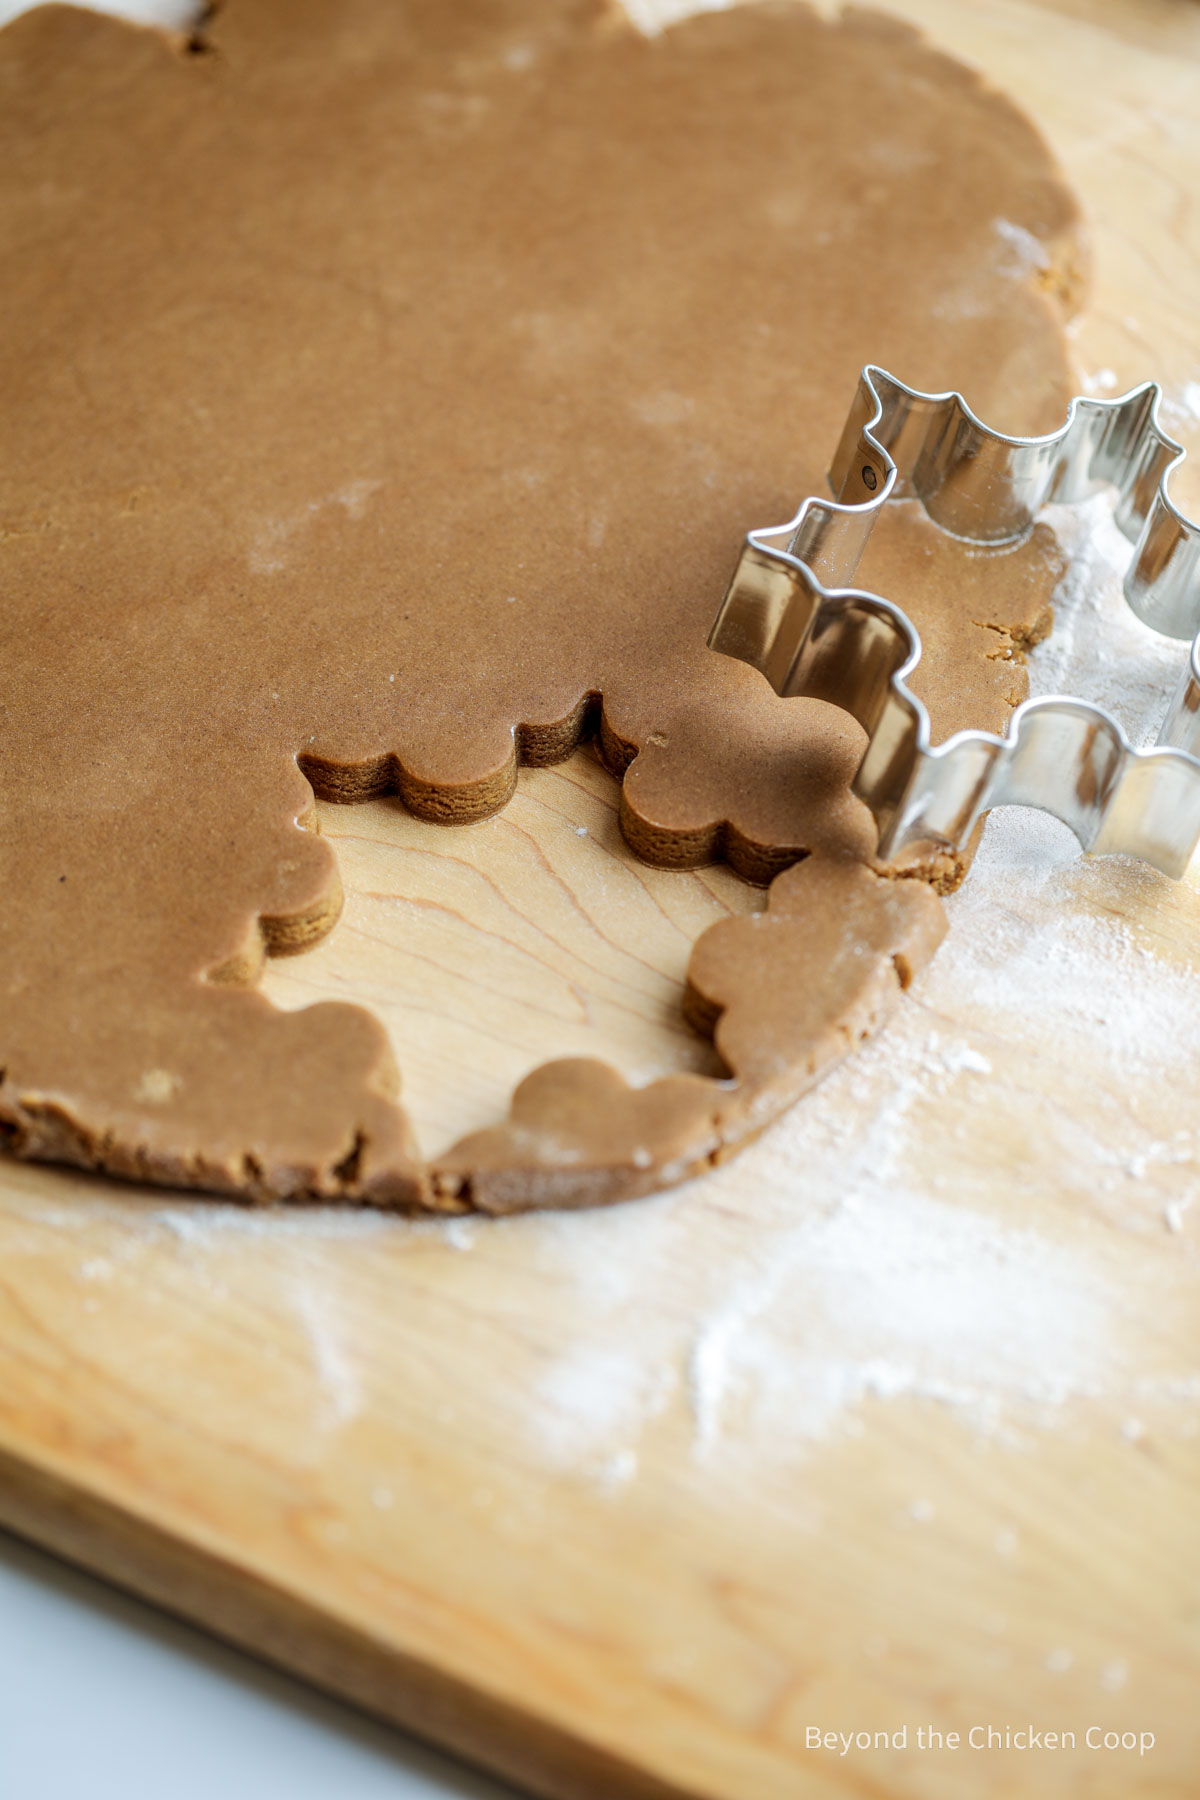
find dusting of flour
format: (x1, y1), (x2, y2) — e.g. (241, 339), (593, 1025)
(507, 493), (1200, 1475)
(10, 493), (1198, 1479)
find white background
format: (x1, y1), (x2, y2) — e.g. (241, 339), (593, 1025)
(0, 1529), (522, 1799)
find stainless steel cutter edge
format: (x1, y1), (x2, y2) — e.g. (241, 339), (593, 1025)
(708, 365), (1200, 878)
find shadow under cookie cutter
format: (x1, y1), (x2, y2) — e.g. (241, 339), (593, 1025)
(708, 366), (1200, 878)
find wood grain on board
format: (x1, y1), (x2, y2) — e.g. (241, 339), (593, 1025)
(3, 3), (1200, 1798)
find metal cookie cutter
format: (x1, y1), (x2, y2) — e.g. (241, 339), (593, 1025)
(708, 366), (1200, 877)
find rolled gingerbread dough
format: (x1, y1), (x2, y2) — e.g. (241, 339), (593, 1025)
(0, 0), (1082, 1208)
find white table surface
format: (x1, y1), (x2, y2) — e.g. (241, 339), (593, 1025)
(0, 1530), (522, 1800)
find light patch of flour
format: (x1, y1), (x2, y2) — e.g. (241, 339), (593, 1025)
(684, 1189), (1115, 1452)
(514, 1054), (1140, 1474)
(1031, 495), (1187, 743)
(249, 479), (383, 575)
(153, 1202), (392, 1244)
(1159, 380), (1200, 435)
(291, 1277), (362, 1430)
(992, 216), (1051, 278)
(536, 1340), (678, 1463)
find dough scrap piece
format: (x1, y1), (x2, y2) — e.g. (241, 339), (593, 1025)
(0, 0), (1082, 1206)
(435, 858), (947, 1212)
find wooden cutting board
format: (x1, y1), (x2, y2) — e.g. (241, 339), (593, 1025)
(3, 3), (1200, 1796)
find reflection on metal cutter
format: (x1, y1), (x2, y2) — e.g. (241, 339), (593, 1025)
(709, 366), (1200, 878)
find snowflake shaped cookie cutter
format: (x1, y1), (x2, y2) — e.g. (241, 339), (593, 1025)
(709, 366), (1200, 878)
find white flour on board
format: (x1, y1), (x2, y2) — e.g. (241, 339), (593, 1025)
(5, 495), (1198, 1474)
(508, 494), (1200, 1473)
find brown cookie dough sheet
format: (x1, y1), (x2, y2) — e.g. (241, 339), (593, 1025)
(0, 0), (1083, 1206)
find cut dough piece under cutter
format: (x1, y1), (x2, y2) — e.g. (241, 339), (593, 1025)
(708, 366), (1200, 878)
